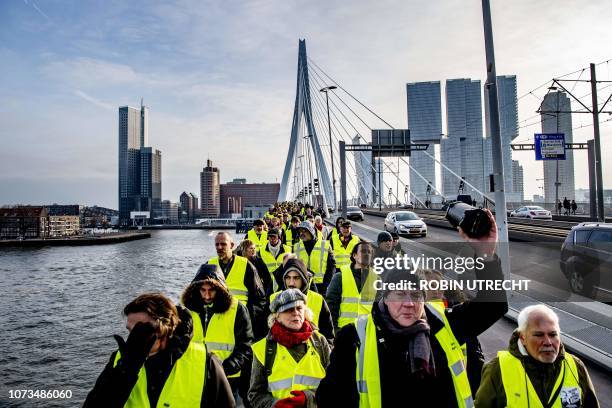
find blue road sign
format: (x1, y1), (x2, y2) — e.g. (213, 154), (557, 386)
(535, 133), (566, 160)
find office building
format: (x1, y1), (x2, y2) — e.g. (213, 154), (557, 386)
(161, 200), (179, 224)
(200, 159), (220, 217)
(512, 160), (524, 202)
(179, 192), (199, 223)
(0, 206), (49, 239)
(220, 181), (280, 217)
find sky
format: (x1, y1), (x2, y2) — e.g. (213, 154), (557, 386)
(1, 0), (611, 209)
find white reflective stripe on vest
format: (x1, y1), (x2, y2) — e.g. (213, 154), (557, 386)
(206, 342), (234, 352)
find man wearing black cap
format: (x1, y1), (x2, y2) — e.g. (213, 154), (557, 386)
(258, 228), (292, 294)
(245, 219), (268, 252)
(181, 264), (254, 405)
(330, 220), (360, 269)
(317, 210), (508, 407)
(271, 258), (334, 343)
(293, 221), (336, 295)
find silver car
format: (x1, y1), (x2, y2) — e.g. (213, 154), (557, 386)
(346, 206), (364, 221)
(384, 211), (427, 237)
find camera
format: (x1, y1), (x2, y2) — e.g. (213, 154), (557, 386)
(445, 201), (491, 238)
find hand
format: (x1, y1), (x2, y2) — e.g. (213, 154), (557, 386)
(113, 321), (158, 369)
(274, 390), (307, 408)
(458, 209), (497, 259)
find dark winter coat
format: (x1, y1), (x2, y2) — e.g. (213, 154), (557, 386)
(83, 305), (235, 408)
(475, 331), (599, 408)
(325, 266), (374, 333)
(316, 257), (508, 408)
(299, 238), (336, 294)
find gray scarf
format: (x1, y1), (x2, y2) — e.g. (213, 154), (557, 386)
(376, 300), (435, 377)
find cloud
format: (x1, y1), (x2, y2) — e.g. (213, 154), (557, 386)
(73, 90), (113, 110)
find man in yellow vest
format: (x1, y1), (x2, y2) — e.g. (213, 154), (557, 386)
(330, 220), (361, 269)
(181, 264), (254, 406)
(293, 221), (336, 295)
(284, 216), (301, 247)
(245, 219), (268, 252)
(475, 304), (599, 407)
(270, 258), (334, 343)
(208, 231), (268, 340)
(325, 241), (377, 333)
(84, 292), (235, 407)
(317, 209), (508, 407)
(257, 228), (292, 294)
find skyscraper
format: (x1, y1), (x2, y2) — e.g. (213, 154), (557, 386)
(512, 160), (524, 201)
(352, 135), (373, 206)
(406, 81), (441, 200)
(484, 75), (519, 200)
(118, 101), (162, 225)
(443, 78), (485, 198)
(540, 91), (575, 202)
(200, 159), (220, 217)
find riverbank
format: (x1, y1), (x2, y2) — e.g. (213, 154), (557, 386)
(0, 231), (151, 247)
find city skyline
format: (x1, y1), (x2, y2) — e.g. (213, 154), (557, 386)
(1, 1), (611, 208)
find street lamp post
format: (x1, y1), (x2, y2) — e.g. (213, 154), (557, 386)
(320, 86), (337, 210)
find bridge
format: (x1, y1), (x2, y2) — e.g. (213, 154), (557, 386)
(276, 39), (612, 389)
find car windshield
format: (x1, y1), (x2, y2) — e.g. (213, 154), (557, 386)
(395, 212), (419, 221)
(527, 206), (545, 211)
(347, 206), (360, 211)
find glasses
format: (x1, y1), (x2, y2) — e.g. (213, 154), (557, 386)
(386, 291), (424, 302)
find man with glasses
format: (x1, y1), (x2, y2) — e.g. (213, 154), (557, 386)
(317, 210), (508, 407)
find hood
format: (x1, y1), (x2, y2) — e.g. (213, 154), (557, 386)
(181, 278), (233, 314)
(280, 258), (312, 294)
(166, 304), (194, 354)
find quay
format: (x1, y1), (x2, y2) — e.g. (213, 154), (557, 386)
(0, 231), (151, 247)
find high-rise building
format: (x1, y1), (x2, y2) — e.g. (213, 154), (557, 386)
(406, 81), (441, 200)
(179, 192), (199, 223)
(352, 135), (373, 206)
(512, 160), (524, 202)
(540, 91), (575, 202)
(200, 159), (220, 217)
(484, 75), (520, 200)
(443, 78), (485, 198)
(161, 200), (179, 224)
(118, 102), (162, 225)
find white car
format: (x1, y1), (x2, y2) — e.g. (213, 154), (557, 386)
(509, 206), (552, 220)
(384, 211), (427, 237)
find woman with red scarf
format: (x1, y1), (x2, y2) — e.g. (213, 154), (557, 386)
(248, 288), (331, 408)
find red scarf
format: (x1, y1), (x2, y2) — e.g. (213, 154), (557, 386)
(270, 320), (313, 348)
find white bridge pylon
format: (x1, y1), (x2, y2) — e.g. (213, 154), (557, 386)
(279, 40), (333, 215)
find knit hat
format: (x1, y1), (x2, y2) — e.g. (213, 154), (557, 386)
(341, 220), (352, 227)
(268, 228), (281, 237)
(298, 221), (316, 240)
(377, 231), (393, 243)
(253, 219), (265, 226)
(192, 264), (227, 289)
(390, 232), (400, 240)
(282, 258), (311, 289)
(382, 268), (423, 299)
(270, 288), (307, 313)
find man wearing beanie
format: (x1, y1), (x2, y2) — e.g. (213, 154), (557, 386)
(182, 264), (254, 406)
(271, 258), (334, 343)
(249, 288), (330, 408)
(318, 209), (508, 407)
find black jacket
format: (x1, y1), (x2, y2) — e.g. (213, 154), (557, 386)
(325, 266), (374, 333)
(317, 258), (508, 408)
(209, 255), (268, 340)
(83, 306), (235, 408)
(255, 243), (292, 296)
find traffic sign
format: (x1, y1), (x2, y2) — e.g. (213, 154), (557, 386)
(535, 133), (566, 160)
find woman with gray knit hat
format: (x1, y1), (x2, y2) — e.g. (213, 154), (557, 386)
(182, 264), (254, 406)
(249, 288), (331, 408)
(317, 209), (508, 407)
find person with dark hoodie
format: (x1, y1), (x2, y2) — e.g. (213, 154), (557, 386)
(84, 292), (235, 408)
(317, 209), (507, 408)
(293, 221), (336, 295)
(270, 258), (335, 343)
(181, 264), (254, 407)
(475, 304), (599, 408)
(249, 289), (331, 408)
(325, 241), (378, 333)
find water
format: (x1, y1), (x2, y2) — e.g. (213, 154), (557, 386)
(0, 230), (238, 407)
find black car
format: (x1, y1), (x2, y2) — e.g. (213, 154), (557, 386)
(560, 222), (612, 302)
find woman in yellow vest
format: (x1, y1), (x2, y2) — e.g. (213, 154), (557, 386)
(181, 264), (254, 406)
(84, 292), (235, 407)
(249, 289), (331, 408)
(318, 209), (508, 407)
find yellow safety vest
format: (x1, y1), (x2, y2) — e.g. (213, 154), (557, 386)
(260, 245), (292, 291)
(285, 229), (294, 245)
(252, 336), (326, 400)
(338, 265), (378, 329)
(355, 304), (474, 408)
(498, 351), (581, 408)
(112, 341), (207, 408)
(294, 239), (330, 284)
(247, 229), (268, 252)
(331, 234), (360, 268)
(190, 299), (240, 378)
(209, 256), (249, 303)
(269, 290), (324, 327)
